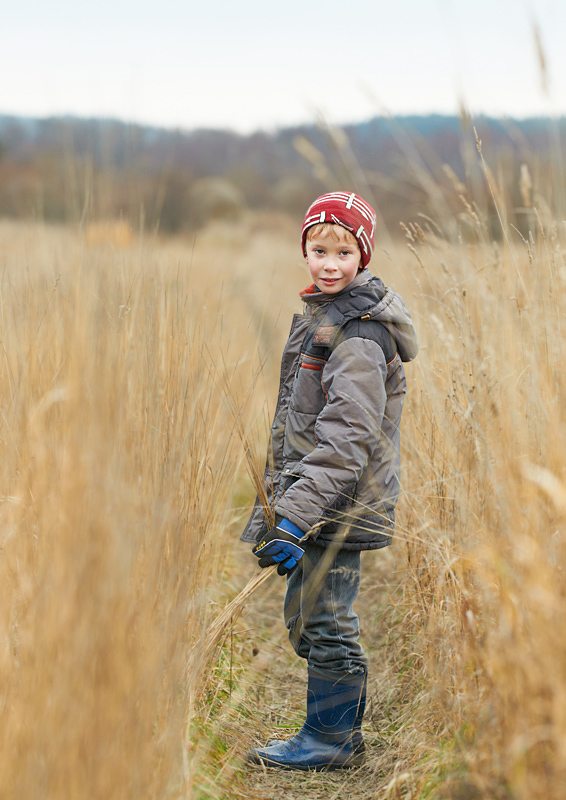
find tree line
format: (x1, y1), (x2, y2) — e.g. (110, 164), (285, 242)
(0, 113), (563, 236)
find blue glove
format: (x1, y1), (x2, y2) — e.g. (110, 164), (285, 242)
(252, 518), (306, 575)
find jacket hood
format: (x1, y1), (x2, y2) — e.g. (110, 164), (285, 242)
(302, 270), (419, 362)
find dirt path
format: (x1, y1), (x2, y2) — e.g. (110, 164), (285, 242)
(230, 547), (417, 800)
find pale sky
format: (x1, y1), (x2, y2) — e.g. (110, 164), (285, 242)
(2, 0), (565, 133)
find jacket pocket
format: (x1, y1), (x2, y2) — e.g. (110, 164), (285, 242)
(290, 360), (327, 415)
(283, 408), (318, 464)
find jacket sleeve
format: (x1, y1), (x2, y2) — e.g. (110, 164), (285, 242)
(275, 336), (387, 534)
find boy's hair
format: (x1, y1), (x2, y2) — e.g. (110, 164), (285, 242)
(306, 223), (359, 247)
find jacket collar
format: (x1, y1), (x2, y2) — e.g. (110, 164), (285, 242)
(301, 269), (372, 309)
(301, 270), (387, 326)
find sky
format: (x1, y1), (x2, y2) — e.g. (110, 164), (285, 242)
(2, 0), (565, 133)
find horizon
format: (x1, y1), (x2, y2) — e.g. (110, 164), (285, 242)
(3, 109), (566, 139)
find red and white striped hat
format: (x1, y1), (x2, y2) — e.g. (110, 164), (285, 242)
(301, 192), (377, 267)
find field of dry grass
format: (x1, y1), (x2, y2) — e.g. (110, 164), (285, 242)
(0, 167), (565, 799)
(0, 216), (300, 799)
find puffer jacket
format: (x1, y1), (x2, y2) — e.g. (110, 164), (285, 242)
(240, 269), (418, 551)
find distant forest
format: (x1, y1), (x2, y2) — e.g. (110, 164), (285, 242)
(0, 113), (564, 236)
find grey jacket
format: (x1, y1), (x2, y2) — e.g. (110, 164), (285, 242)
(240, 270), (418, 551)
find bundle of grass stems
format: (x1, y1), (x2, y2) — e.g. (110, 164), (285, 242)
(195, 516), (334, 694)
(195, 565), (274, 680)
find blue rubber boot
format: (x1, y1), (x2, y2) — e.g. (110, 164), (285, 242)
(266, 670), (367, 763)
(248, 668), (366, 771)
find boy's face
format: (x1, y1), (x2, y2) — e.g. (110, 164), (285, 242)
(305, 227), (362, 295)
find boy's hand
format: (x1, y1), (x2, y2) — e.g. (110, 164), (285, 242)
(252, 518), (305, 575)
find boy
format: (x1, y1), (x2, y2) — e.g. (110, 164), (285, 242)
(241, 192), (418, 770)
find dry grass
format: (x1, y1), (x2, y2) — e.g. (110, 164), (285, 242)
(0, 217), (302, 799)
(1, 151), (565, 800)
(373, 174), (566, 797)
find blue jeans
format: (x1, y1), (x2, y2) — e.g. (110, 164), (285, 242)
(284, 541), (367, 675)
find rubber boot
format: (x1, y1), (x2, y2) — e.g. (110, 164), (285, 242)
(248, 668), (366, 771)
(266, 670), (367, 763)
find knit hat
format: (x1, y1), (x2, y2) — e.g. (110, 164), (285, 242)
(301, 192), (376, 267)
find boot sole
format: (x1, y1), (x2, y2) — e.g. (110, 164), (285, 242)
(248, 753), (365, 771)
(264, 739), (366, 767)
